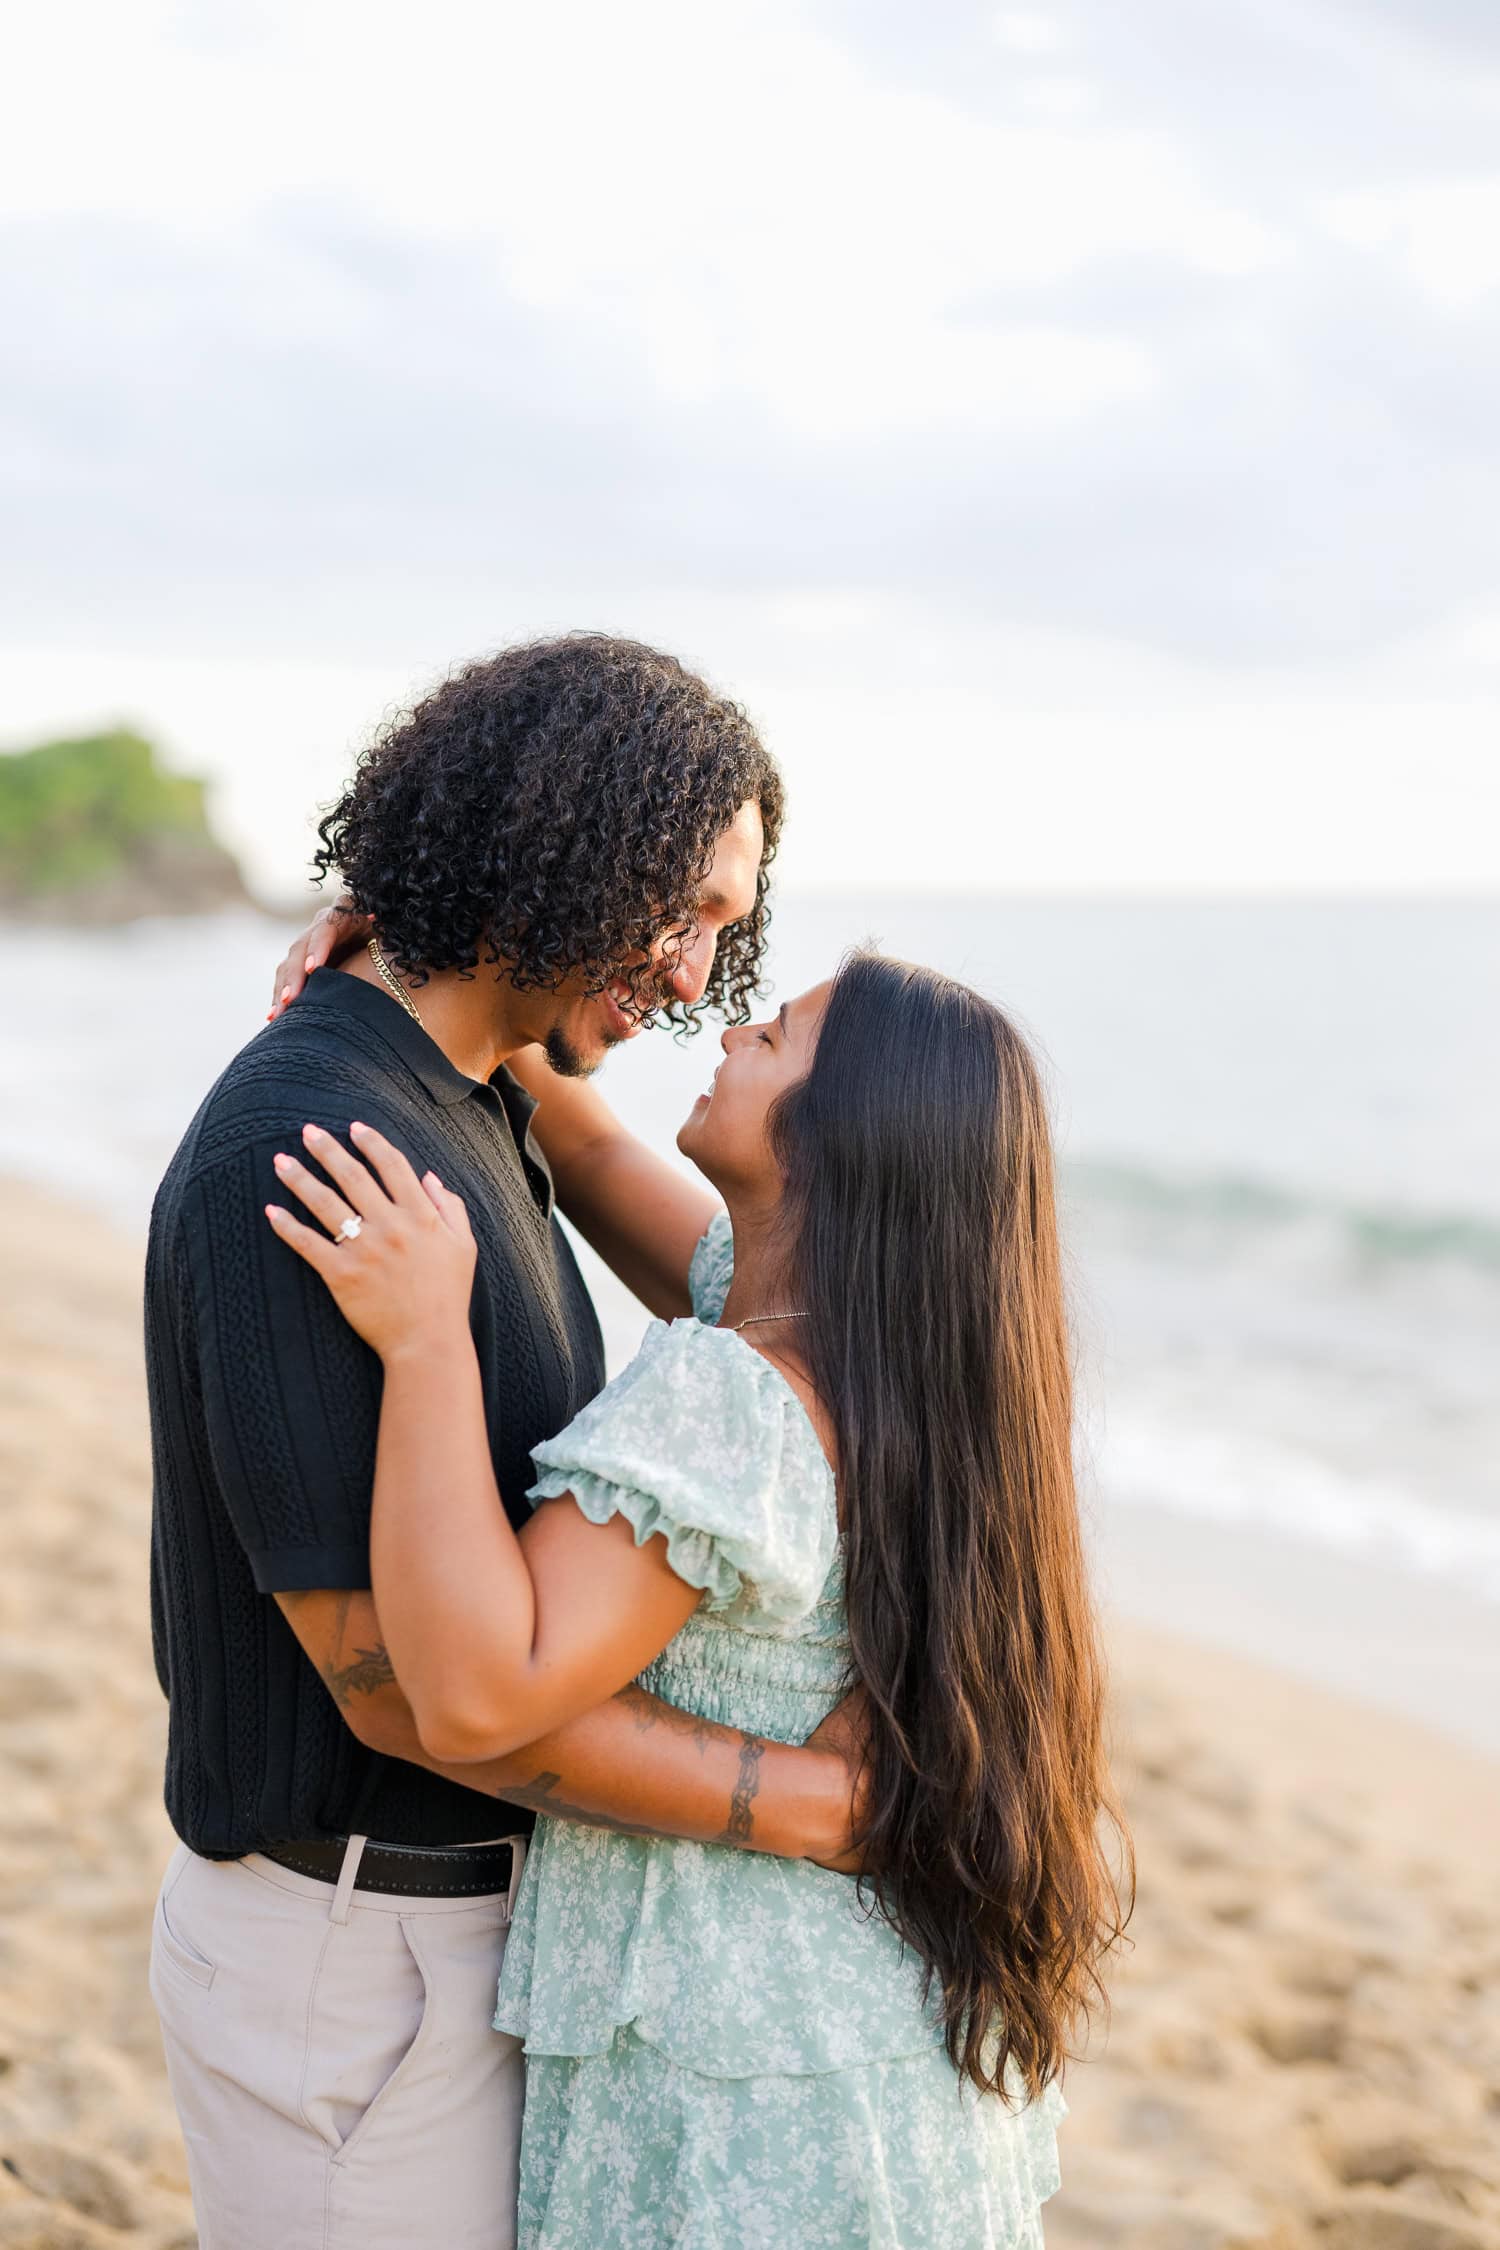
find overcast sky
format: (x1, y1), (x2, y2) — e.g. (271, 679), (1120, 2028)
(2, 0), (1497, 896)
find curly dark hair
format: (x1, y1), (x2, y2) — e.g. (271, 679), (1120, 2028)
(314, 634), (784, 1032)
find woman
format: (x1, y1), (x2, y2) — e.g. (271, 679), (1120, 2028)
(264, 952), (1129, 2248)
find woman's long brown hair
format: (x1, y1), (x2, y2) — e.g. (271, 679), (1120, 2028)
(771, 952), (1132, 2100)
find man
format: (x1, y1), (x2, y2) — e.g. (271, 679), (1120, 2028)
(145, 634), (858, 2250)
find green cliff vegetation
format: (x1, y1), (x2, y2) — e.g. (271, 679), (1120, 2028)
(0, 729), (254, 921)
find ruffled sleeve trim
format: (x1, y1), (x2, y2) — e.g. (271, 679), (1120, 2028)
(530, 1463), (748, 1611)
(528, 1318), (834, 1624)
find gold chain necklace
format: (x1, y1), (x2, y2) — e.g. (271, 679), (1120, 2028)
(367, 938), (424, 1028)
(732, 1310), (807, 1330)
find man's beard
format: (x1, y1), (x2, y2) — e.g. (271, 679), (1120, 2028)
(544, 976), (674, 1079)
(544, 1023), (613, 1080)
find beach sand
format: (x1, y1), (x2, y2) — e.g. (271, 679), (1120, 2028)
(2, 1176), (1497, 2250)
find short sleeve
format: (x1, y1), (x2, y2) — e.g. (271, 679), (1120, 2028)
(182, 1126), (393, 1592)
(687, 1210), (734, 1325)
(527, 1320), (833, 1623)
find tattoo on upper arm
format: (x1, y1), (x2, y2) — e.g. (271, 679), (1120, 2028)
(325, 1645), (397, 1704)
(316, 1591), (397, 1708)
(718, 1734), (767, 1846)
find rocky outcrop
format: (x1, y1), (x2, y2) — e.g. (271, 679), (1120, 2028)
(0, 728), (256, 923)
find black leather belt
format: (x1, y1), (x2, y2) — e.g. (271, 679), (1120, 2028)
(261, 1835), (517, 1898)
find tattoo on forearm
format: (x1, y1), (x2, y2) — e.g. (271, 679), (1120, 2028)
(718, 1734), (767, 1846)
(498, 1727), (773, 1851)
(616, 1684), (716, 1753)
(498, 1772), (661, 1839)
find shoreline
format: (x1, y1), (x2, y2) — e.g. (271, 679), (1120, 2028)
(1095, 1497), (1500, 1764)
(2, 1173), (1498, 2247)
(1105, 1616), (1500, 1875)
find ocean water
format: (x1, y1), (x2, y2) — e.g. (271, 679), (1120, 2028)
(5, 898), (1497, 1732)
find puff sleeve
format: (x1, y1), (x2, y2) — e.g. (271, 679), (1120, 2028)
(527, 1318), (832, 1625)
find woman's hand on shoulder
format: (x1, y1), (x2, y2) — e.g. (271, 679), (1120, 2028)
(264, 1121), (476, 1361)
(267, 899), (373, 1020)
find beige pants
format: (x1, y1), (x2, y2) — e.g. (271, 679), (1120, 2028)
(150, 1837), (527, 2250)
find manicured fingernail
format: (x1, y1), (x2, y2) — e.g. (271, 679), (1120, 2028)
(273, 1153), (292, 1172)
(350, 1120), (368, 1135)
(303, 1123), (324, 1140)
(265, 1204), (283, 1220)
(305, 957), (316, 973)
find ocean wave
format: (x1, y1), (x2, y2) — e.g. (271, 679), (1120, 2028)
(1067, 1160), (1500, 1275)
(1095, 1407), (1500, 1604)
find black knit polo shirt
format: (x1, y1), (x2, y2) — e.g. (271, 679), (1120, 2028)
(145, 967), (606, 1858)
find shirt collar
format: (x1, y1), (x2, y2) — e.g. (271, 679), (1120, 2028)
(304, 966), (482, 1107)
(301, 967), (555, 1213)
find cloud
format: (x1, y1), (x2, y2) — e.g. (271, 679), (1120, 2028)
(1323, 178), (1500, 305)
(1, 0), (1499, 684)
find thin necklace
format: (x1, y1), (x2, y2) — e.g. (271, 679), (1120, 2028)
(368, 938), (424, 1028)
(732, 1309), (807, 1330)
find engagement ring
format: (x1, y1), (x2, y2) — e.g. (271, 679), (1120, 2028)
(337, 1215), (363, 1243)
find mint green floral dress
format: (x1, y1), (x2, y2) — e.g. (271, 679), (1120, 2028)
(494, 1215), (1065, 2249)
